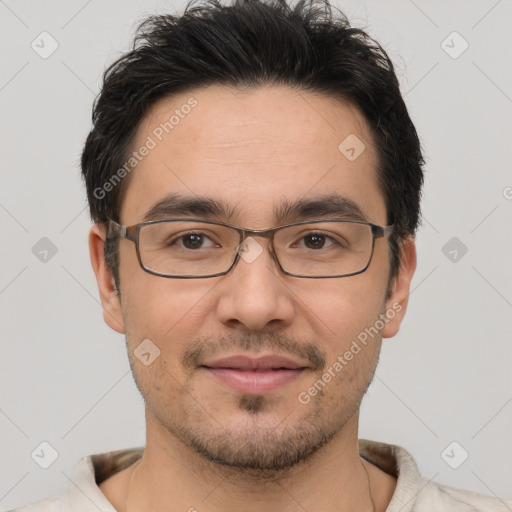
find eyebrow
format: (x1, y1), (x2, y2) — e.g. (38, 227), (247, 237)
(274, 194), (368, 224)
(143, 193), (237, 222)
(142, 192), (368, 224)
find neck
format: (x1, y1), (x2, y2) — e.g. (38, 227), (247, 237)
(121, 411), (379, 512)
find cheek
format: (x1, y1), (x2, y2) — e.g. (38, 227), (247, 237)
(120, 280), (201, 407)
(295, 269), (388, 378)
(299, 271), (387, 333)
(128, 348), (188, 422)
(120, 267), (219, 352)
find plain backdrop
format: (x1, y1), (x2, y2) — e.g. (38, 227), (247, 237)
(1, 0), (511, 509)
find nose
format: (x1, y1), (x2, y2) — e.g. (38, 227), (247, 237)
(215, 237), (295, 331)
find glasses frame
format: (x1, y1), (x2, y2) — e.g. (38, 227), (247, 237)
(107, 217), (394, 279)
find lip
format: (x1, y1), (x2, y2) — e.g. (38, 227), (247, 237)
(201, 354), (308, 395)
(203, 354), (307, 371)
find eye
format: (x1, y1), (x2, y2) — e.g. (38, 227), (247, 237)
(171, 232), (218, 250)
(296, 232), (338, 250)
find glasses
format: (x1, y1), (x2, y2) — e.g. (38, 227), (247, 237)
(107, 218), (393, 279)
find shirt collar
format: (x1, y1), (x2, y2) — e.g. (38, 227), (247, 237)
(59, 447), (144, 511)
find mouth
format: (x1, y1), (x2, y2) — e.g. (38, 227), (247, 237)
(200, 354), (309, 395)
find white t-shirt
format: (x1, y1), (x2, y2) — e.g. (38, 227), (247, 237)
(9, 439), (512, 511)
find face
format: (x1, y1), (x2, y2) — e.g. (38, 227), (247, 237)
(90, 85), (415, 471)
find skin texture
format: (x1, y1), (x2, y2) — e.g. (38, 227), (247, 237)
(89, 84), (416, 512)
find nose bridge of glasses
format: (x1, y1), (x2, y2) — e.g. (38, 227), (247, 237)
(229, 228), (281, 275)
(238, 226), (280, 254)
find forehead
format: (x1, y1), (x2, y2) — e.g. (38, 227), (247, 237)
(120, 84), (385, 227)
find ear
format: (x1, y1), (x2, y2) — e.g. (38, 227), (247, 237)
(381, 236), (417, 339)
(88, 224), (125, 334)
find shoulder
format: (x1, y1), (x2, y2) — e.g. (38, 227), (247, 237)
(414, 477), (512, 511)
(6, 494), (60, 512)
(359, 439), (512, 512)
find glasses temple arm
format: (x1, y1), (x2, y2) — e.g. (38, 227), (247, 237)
(373, 224), (394, 238)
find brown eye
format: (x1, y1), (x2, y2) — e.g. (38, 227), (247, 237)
(303, 234), (327, 249)
(182, 234), (205, 249)
(167, 232), (217, 250)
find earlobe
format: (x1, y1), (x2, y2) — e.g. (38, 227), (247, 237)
(381, 237), (417, 339)
(88, 224), (125, 334)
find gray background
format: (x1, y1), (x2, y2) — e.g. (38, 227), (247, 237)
(1, 0), (511, 509)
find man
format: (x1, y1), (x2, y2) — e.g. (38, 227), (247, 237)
(12, 0), (511, 510)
